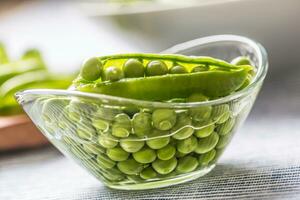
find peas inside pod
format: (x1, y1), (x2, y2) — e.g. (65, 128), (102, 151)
(41, 53), (255, 188)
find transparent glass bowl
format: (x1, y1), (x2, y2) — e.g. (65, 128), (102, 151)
(15, 35), (268, 190)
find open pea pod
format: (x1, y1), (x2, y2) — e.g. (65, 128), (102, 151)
(74, 53), (253, 100)
(79, 69), (248, 100)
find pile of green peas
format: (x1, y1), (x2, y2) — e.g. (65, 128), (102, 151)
(41, 95), (237, 184)
(40, 54), (253, 185)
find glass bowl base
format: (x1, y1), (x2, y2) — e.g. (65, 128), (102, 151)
(105, 164), (216, 190)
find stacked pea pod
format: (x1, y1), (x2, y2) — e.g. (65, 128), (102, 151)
(39, 53), (255, 187)
(0, 43), (74, 115)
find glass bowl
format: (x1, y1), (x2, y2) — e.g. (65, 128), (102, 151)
(15, 35), (268, 190)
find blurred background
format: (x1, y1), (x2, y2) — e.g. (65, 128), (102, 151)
(0, 0), (300, 198)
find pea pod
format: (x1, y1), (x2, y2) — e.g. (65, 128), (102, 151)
(79, 69), (249, 100)
(74, 53), (253, 100)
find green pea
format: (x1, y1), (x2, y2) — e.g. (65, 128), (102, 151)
(68, 99), (96, 116)
(191, 65), (209, 72)
(152, 157), (177, 175)
(114, 113), (131, 123)
(112, 123), (130, 138)
(146, 60), (168, 76)
(80, 57), (103, 81)
(169, 65), (187, 74)
(172, 113), (194, 140)
(194, 120), (215, 138)
(176, 156), (199, 173)
(126, 175), (143, 183)
(187, 93), (212, 122)
(42, 98), (68, 123)
(117, 158), (144, 175)
(231, 56), (252, 66)
(216, 117), (235, 136)
(161, 171), (178, 178)
(120, 139), (145, 153)
(98, 135), (118, 149)
(82, 143), (105, 155)
(177, 135), (198, 154)
(76, 122), (96, 140)
(103, 66), (124, 81)
(210, 149), (225, 164)
(67, 106), (81, 122)
(133, 147), (156, 164)
(194, 132), (219, 154)
(112, 114), (131, 138)
(198, 149), (216, 166)
(132, 112), (152, 137)
(211, 104), (230, 124)
(147, 138), (170, 149)
(175, 151), (188, 158)
(101, 168), (125, 181)
(62, 135), (79, 147)
(94, 106), (121, 121)
(157, 144), (176, 160)
(152, 109), (176, 131)
(123, 58), (144, 78)
(216, 134), (232, 149)
(70, 145), (94, 160)
(140, 167), (157, 180)
(92, 118), (109, 132)
(106, 147), (130, 161)
(57, 112), (72, 130)
(96, 153), (116, 169)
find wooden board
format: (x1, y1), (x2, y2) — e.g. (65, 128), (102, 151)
(0, 115), (48, 151)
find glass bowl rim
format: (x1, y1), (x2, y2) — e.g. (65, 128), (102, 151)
(15, 34), (268, 108)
